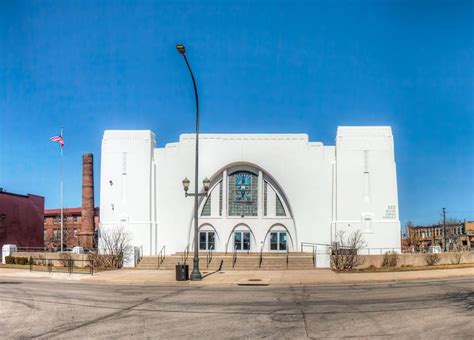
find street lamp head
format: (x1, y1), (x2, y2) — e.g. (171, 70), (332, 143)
(203, 177), (211, 192)
(182, 177), (190, 192)
(176, 44), (186, 55)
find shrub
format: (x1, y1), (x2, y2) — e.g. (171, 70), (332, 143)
(5, 256), (15, 264)
(331, 230), (366, 271)
(366, 265), (377, 271)
(88, 253), (117, 269)
(15, 257), (29, 265)
(451, 252), (463, 265)
(425, 253), (441, 266)
(381, 251), (399, 268)
(4, 256), (29, 265)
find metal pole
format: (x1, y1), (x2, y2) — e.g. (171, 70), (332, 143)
(443, 207), (447, 252)
(60, 127), (64, 253)
(181, 52), (202, 281)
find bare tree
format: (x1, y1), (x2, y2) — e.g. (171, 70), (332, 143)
(99, 226), (132, 268)
(45, 227), (76, 251)
(331, 230), (366, 271)
(450, 243), (463, 264)
(425, 253), (441, 266)
(404, 221), (420, 252)
(381, 251), (400, 268)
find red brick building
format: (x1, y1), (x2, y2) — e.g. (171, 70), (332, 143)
(406, 222), (471, 251)
(0, 190), (45, 250)
(43, 153), (98, 250)
(43, 207), (99, 249)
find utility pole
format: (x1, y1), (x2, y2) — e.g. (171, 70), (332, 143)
(442, 207), (447, 252)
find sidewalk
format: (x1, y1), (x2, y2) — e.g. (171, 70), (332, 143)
(0, 267), (472, 286)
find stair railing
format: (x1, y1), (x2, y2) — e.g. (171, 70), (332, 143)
(232, 245), (238, 269)
(182, 245), (189, 264)
(312, 246), (317, 268)
(157, 245), (166, 268)
(258, 244), (264, 269)
(301, 242), (331, 268)
(206, 245), (214, 268)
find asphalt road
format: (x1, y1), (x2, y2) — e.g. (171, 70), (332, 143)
(0, 277), (472, 339)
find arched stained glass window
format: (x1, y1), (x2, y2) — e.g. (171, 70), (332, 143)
(228, 171), (258, 216)
(276, 195), (286, 216)
(263, 182), (268, 216)
(219, 181), (223, 216)
(201, 196), (211, 216)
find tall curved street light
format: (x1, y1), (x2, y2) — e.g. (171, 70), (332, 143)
(176, 43), (209, 281)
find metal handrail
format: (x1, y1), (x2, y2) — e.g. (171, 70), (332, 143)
(157, 245), (165, 268)
(206, 245), (214, 268)
(182, 245), (190, 264)
(29, 257), (94, 275)
(300, 243), (320, 268)
(232, 245), (238, 269)
(359, 247), (400, 255)
(258, 245), (264, 269)
(301, 242), (330, 252)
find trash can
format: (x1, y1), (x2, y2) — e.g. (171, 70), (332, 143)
(175, 263), (189, 281)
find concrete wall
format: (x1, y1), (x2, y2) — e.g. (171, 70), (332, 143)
(357, 252), (474, 269)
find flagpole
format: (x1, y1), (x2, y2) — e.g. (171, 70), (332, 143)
(60, 127), (64, 253)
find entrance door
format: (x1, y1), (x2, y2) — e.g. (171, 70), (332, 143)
(270, 231), (287, 251)
(234, 231), (251, 251)
(199, 231), (215, 250)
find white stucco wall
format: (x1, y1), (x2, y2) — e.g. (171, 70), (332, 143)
(99, 126), (401, 266)
(335, 127), (401, 251)
(99, 130), (156, 259)
(153, 134), (334, 255)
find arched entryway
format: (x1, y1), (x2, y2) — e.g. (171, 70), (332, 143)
(188, 162), (297, 253)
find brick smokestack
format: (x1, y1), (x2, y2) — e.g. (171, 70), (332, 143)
(80, 153), (95, 248)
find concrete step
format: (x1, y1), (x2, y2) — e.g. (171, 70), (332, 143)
(136, 252), (316, 270)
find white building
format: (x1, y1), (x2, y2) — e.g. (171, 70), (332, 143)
(99, 126), (401, 267)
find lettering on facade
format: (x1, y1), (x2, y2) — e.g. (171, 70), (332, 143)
(383, 205), (396, 219)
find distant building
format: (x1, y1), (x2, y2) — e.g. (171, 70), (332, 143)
(0, 190), (45, 250)
(465, 221), (474, 249)
(43, 207), (99, 249)
(44, 153), (98, 249)
(407, 222), (471, 251)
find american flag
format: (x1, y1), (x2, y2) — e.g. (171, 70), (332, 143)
(50, 134), (64, 147)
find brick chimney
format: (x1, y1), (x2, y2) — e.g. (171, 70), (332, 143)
(80, 153), (95, 248)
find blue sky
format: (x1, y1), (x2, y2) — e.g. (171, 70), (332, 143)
(1, 0), (473, 226)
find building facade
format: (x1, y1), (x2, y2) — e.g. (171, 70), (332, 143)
(44, 207), (100, 250)
(99, 126), (401, 267)
(466, 221), (474, 250)
(0, 190), (44, 250)
(407, 222), (472, 251)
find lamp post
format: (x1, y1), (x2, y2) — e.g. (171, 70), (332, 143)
(177, 43), (210, 281)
